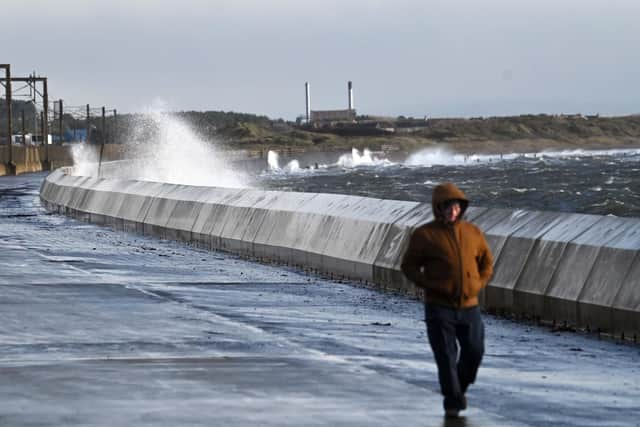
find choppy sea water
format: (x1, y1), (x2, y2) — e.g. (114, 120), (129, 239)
(255, 147), (640, 218)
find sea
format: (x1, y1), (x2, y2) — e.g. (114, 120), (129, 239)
(255, 147), (640, 218)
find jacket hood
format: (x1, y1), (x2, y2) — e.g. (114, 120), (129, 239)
(431, 182), (469, 221)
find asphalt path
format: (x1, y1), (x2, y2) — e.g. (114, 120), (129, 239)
(0, 173), (638, 426)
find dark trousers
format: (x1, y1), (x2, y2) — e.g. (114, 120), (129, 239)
(425, 303), (484, 411)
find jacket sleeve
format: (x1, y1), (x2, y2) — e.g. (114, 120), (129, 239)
(401, 229), (428, 288)
(476, 230), (494, 287)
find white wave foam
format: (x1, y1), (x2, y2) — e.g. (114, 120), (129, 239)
(71, 144), (101, 177)
(405, 146), (640, 167)
(337, 148), (392, 168)
(99, 100), (247, 188)
(262, 147), (391, 176)
(537, 148), (640, 158)
(284, 159), (301, 173)
(405, 148), (502, 166)
(267, 150), (280, 171)
(264, 151), (311, 175)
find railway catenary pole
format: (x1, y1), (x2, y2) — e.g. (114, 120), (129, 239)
(42, 77), (49, 164)
(58, 99), (63, 145)
(40, 112), (44, 147)
(112, 109), (117, 144)
(0, 73), (57, 168)
(21, 109), (26, 145)
(85, 104), (90, 144)
(101, 106), (105, 146)
(1, 64), (13, 167)
(98, 106), (106, 178)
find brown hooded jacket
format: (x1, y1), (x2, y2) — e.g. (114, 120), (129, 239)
(401, 183), (493, 309)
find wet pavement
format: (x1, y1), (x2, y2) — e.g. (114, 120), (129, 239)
(0, 173), (639, 426)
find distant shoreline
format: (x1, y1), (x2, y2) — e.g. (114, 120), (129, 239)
(430, 136), (640, 155)
(237, 135), (640, 159)
(224, 114), (640, 157)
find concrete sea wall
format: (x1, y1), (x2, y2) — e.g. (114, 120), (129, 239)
(0, 144), (130, 176)
(0, 145), (70, 175)
(40, 167), (640, 339)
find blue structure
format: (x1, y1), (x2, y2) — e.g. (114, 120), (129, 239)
(64, 128), (88, 143)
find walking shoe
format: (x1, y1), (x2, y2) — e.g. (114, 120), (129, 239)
(445, 408), (460, 418)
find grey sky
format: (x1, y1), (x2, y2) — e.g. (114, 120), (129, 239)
(4, 0), (639, 119)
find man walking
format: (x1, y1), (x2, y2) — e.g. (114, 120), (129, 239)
(401, 182), (493, 418)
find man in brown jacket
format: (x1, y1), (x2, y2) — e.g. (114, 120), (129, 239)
(401, 182), (493, 418)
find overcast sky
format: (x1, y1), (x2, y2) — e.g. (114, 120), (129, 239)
(3, 0), (639, 119)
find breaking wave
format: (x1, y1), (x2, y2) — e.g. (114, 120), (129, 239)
(405, 147), (640, 167)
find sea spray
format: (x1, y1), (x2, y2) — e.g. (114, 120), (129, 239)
(266, 150), (309, 174)
(337, 148), (391, 168)
(284, 159), (301, 173)
(267, 150), (280, 171)
(405, 146), (640, 167)
(72, 101), (248, 188)
(129, 108), (247, 187)
(260, 148), (392, 179)
(71, 144), (102, 177)
(405, 147), (499, 166)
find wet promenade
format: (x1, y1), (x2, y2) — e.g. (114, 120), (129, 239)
(0, 173), (638, 426)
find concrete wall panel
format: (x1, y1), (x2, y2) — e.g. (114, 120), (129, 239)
(480, 209), (544, 309)
(250, 192), (319, 264)
(577, 222), (640, 331)
(161, 186), (214, 241)
(544, 216), (635, 324)
(319, 197), (418, 281)
(483, 209), (539, 257)
(215, 190), (281, 254)
(611, 253), (640, 336)
(470, 208), (515, 240)
(470, 207), (521, 306)
(164, 200), (207, 242)
(116, 181), (167, 234)
(39, 165), (640, 337)
(546, 216), (633, 301)
(141, 185), (187, 237)
(255, 211), (326, 269)
(371, 202), (428, 291)
(487, 212), (569, 311)
(254, 194), (355, 269)
(613, 252), (640, 312)
(291, 194), (358, 271)
(512, 214), (602, 316)
(189, 188), (248, 249)
(191, 203), (231, 250)
(55, 177), (86, 209)
(579, 245), (639, 307)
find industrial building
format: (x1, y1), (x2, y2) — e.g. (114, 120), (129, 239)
(301, 81), (356, 125)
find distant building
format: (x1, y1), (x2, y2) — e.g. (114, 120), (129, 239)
(310, 109), (357, 124)
(302, 81), (357, 125)
(11, 134), (33, 145)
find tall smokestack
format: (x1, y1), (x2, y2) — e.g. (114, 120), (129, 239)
(305, 82), (311, 123)
(348, 81), (353, 111)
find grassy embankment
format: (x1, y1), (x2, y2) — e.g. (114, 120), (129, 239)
(4, 101), (640, 155)
(217, 113), (640, 156)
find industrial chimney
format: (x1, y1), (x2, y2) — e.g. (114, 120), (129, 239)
(348, 81), (353, 111)
(305, 82), (311, 123)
